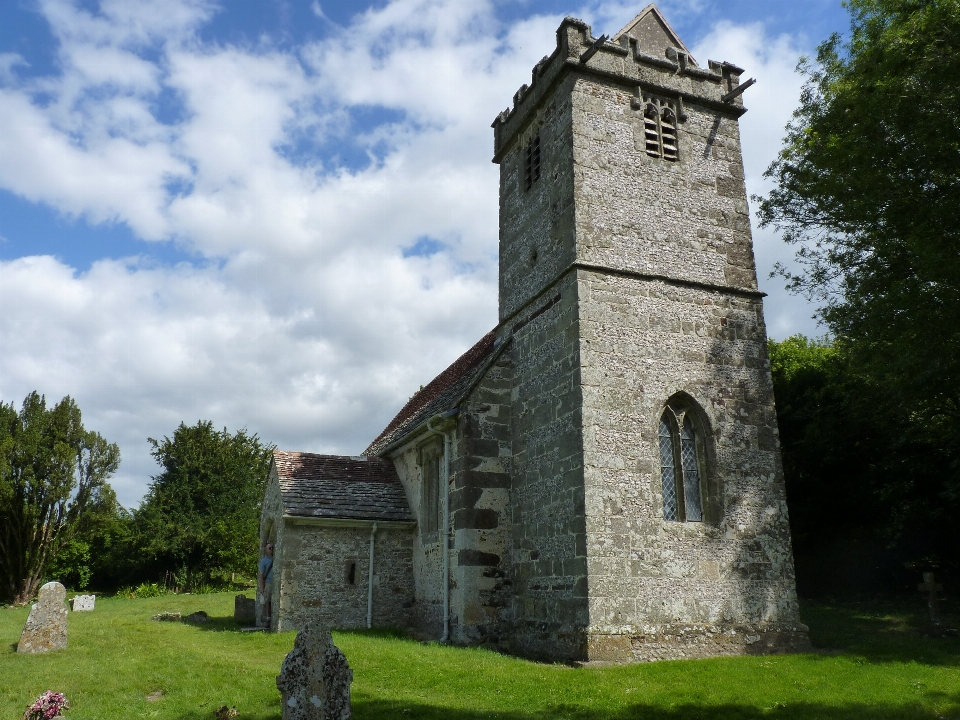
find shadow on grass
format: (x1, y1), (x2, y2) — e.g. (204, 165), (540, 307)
(350, 695), (960, 719)
(802, 598), (960, 666)
(171, 695), (960, 720)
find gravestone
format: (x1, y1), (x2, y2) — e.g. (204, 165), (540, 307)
(71, 594), (96, 611)
(918, 572), (945, 626)
(276, 623), (352, 720)
(17, 581), (68, 653)
(235, 594), (256, 623)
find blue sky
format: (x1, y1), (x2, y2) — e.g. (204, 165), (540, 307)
(0, 0), (849, 506)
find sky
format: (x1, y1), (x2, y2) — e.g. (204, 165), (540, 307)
(0, 0), (850, 508)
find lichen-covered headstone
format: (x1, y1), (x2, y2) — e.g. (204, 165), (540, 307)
(17, 582), (68, 653)
(71, 594), (95, 611)
(276, 623), (352, 720)
(234, 594), (256, 623)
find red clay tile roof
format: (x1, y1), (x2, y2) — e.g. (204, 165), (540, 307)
(364, 329), (498, 455)
(273, 450), (413, 522)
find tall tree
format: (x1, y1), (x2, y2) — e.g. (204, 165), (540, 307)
(0, 392), (120, 604)
(757, 0), (960, 454)
(134, 421), (273, 583)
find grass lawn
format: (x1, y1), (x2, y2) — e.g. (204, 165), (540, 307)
(1, 593), (958, 719)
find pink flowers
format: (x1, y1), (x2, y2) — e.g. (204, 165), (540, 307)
(22, 691), (69, 720)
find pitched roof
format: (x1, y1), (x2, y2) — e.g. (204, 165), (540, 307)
(365, 328), (499, 456)
(273, 450), (413, 522)
(614, 4), (697, 65)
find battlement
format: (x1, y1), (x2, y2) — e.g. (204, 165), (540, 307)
(492, 7), (749, 163)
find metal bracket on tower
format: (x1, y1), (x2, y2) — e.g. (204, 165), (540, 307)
(721, 77), (756, 103)
(580, 35), (609, 64)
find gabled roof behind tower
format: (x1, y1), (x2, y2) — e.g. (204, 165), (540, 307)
(614, 3), (697, 65)
(364, 329), (500, 456)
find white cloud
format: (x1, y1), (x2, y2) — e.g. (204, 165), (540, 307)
(0, 0), (821, 506)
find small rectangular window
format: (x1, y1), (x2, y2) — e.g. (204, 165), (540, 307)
(345, 560), (357, 586)
(524, 133), (541, 190)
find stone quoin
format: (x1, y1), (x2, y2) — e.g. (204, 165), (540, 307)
(261, 3), (809, 662)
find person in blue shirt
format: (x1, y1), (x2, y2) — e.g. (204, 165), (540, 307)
(258, 543), (274, 626)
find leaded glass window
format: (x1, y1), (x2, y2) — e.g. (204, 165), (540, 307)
(659, 417), (679, 521)
(680, 416), (703, 521)
(659, 406), (705, 522)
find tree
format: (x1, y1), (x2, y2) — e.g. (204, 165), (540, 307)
(46, 486), (134, 591)
(770, 336), (960, 594)
(0, 392), (120, 604)
(757, 0), (960, 590)
(134, 421), (273, 584)
(757, 0), (960, 461)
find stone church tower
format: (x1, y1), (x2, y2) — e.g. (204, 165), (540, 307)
(265, 4), (808, 663)
(485, 5), (808, 661)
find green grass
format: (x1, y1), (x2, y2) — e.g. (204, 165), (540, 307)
(1, 593), (958, 719)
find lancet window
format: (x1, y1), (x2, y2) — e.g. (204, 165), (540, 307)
(658, 403), (705, 522)
(642, 101), (679, 162)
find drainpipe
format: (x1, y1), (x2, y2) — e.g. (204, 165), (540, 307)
(366, 522), (378, 629)
(426, 410), (456, 643)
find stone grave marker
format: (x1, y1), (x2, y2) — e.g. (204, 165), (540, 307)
(918, 572), (945, 626)
(235, 594), (256, 623)
(17, 581), (68, 653)
(276, 622), (352, 720)
(71, 594), (96, 611)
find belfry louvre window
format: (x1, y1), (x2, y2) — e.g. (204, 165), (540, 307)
(643, 104), (679, 162)
(524, 132), (541, 190)
(658, 407), (704, 522)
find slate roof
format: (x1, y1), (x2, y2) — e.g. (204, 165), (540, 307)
(365, 328), (499, 456)
(273, 451), (413, 522)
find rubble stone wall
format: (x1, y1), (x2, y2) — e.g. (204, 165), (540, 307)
(391, 438), (446, 638)
(275, 521), (415, 634)
(502, 274), (589, 660)
(578, 272), (805, 661)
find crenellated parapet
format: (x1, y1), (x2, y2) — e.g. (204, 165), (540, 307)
(492, 12), (750, 163)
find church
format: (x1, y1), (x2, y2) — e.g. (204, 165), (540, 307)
(259, 4), (810, 663)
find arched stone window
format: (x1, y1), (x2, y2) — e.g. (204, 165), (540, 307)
(642, 102), (679, 162)
(658, 401), (706, 522)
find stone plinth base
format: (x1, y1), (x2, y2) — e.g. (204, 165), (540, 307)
(585, 625), (813, 663)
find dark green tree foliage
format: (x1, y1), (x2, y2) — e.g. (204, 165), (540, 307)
(135, 421), (273, 583)
(0, 392), (120, 604)
(46, 493), (135, 591)
(770, 337), (959, 596)
(757, 0), (960, 481)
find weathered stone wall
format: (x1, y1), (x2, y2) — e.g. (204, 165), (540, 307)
(448, 349), (514, 645)
(572, 78), (757, 291)
(275, 520), (415, 633)
(578, 272), (804, 661)
(500, 275), (589, 660)
(390, 439), (445, 637)
(565, 48), (802, 661)
(498, 74), (577, 320)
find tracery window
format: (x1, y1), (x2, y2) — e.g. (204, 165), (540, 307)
(658, 404), (705, 522)
(642, 103), (679, 162)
